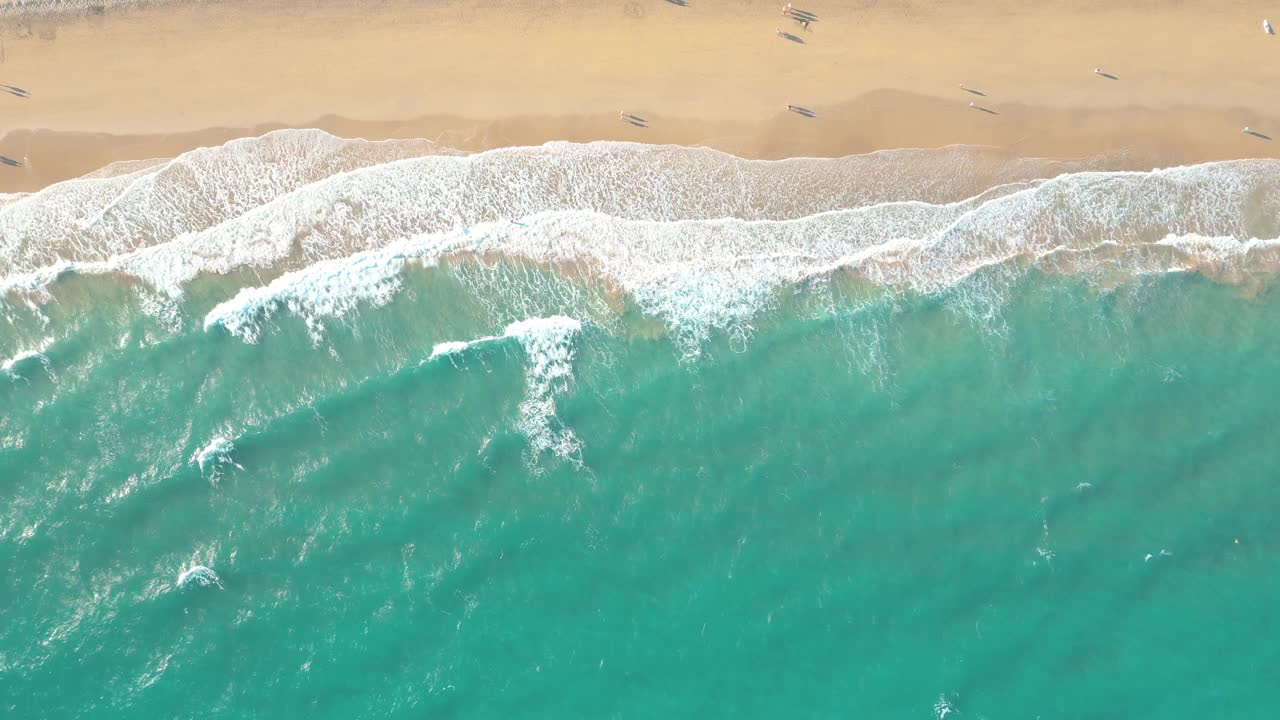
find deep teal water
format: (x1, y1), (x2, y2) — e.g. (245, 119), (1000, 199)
(2, 268), (1278, 719)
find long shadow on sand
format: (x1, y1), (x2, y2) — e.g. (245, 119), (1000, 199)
(0, 155), (24, 167)
(620, 113), (649, 128)
(1244, 129), (1273, 140)
(787, 105), (817, 118)
(777, 31), (806, 44)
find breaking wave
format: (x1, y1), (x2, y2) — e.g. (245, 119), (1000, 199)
(176, 565), (222, 590)
(3, 130), (1279, 350)
(0, 129), (457, 278)
(432, 316), (585, 465)
(190, 435), (242, 479)
(0, 130), (1116, 290)
(2, 336), (53, 377)
(199, 159), (1280, 349)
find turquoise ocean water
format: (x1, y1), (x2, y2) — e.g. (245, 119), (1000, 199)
(2, 132), (1279, 718)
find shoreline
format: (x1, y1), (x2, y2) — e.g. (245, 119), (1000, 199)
(4, 92), (1279, 193)
(2, 0), (1280, 191)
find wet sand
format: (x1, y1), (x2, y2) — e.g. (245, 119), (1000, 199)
(1, 0), (1278, 191)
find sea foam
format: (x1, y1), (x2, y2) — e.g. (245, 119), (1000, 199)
(428, 339), (487, 360)
(199, 158), (1280, 352)
(191, 435), (242, 478)
(1, 133), (1106, 295)
(506, 316), (584, 463)
(2, 336), (53, 377)
(0, 192), (28, 210)
(7, 133), (1280, 354)
(176, 565), (223, 590)
(430, 317), (584, 464)
(0, 129), (458, 278)
(0, 0), (165, 15)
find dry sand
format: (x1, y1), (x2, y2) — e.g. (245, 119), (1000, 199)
(1, 0), (1279, 192)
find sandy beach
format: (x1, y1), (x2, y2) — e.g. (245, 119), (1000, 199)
(1, 0), (1279, 192)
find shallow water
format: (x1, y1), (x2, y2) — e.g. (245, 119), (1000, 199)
(2, 135), (1279, 718)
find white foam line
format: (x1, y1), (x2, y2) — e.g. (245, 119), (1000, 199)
(21, 155), (1270, 305)
(2, 349), (47, 375)
(6, 135), (1280, 356)
(2, 132), (1110, 291)
(0, 164), (162, 221)
(0, 129), (462, 281)
(81, 157), (171, 180)
(0, 192), (30, 209)
(428, 339), (486, 360)
(0, 262), (79, 299)
(428, 317), (585, 363)
(201, 231), (468, 342)
(2, 335), (54, 375)
(0, 0), (190, 17)
(195, 155), (1280, 348)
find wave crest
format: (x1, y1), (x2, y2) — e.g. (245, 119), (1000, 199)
(176, 565), (222, 590)
(431, 316), (584, 465)
(0, 129), (457, 278)
(6, 132), (1278, 354)
(199, 158), (1280, 351)
(2, 133), (1112, 295)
